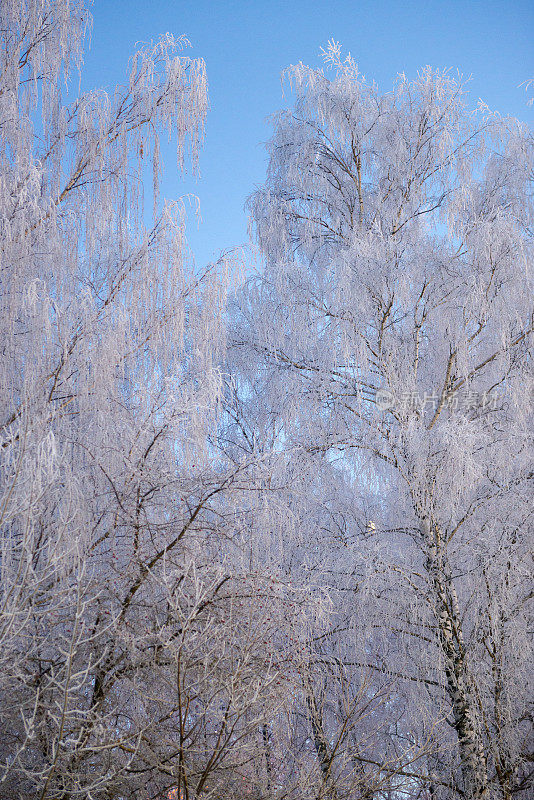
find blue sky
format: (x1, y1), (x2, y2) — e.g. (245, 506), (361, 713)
(83, 0), (534, 267)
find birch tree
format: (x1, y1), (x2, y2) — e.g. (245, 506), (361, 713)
(0, 2), (299, 797)
(220, 373), (444, 799)
(234, 44), (534, 800)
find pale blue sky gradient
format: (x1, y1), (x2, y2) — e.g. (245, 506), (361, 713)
(83, 0), (534, 267)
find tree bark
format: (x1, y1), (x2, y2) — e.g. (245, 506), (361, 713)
(422, 517), (488, 799)
(303, 673), (339, 800)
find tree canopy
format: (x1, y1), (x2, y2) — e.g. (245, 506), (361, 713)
(0, 6), (532, 800)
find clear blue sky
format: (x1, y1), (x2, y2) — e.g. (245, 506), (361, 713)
(83, 0), (533, 267)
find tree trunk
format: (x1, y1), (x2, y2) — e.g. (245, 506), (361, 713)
(303, 673), (338, 800)
(422, 518), (488, 799)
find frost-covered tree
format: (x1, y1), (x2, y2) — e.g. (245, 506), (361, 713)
(233, 44), (534, 800)
(3, 5), (533, 797)
(0, 2), (305, 798)
(220, 374), (443, 799)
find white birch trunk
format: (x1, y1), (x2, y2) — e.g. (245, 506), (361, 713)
(422, 517), (488, 799)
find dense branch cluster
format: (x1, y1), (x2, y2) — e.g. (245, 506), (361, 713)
(0, 4), (532, 800)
